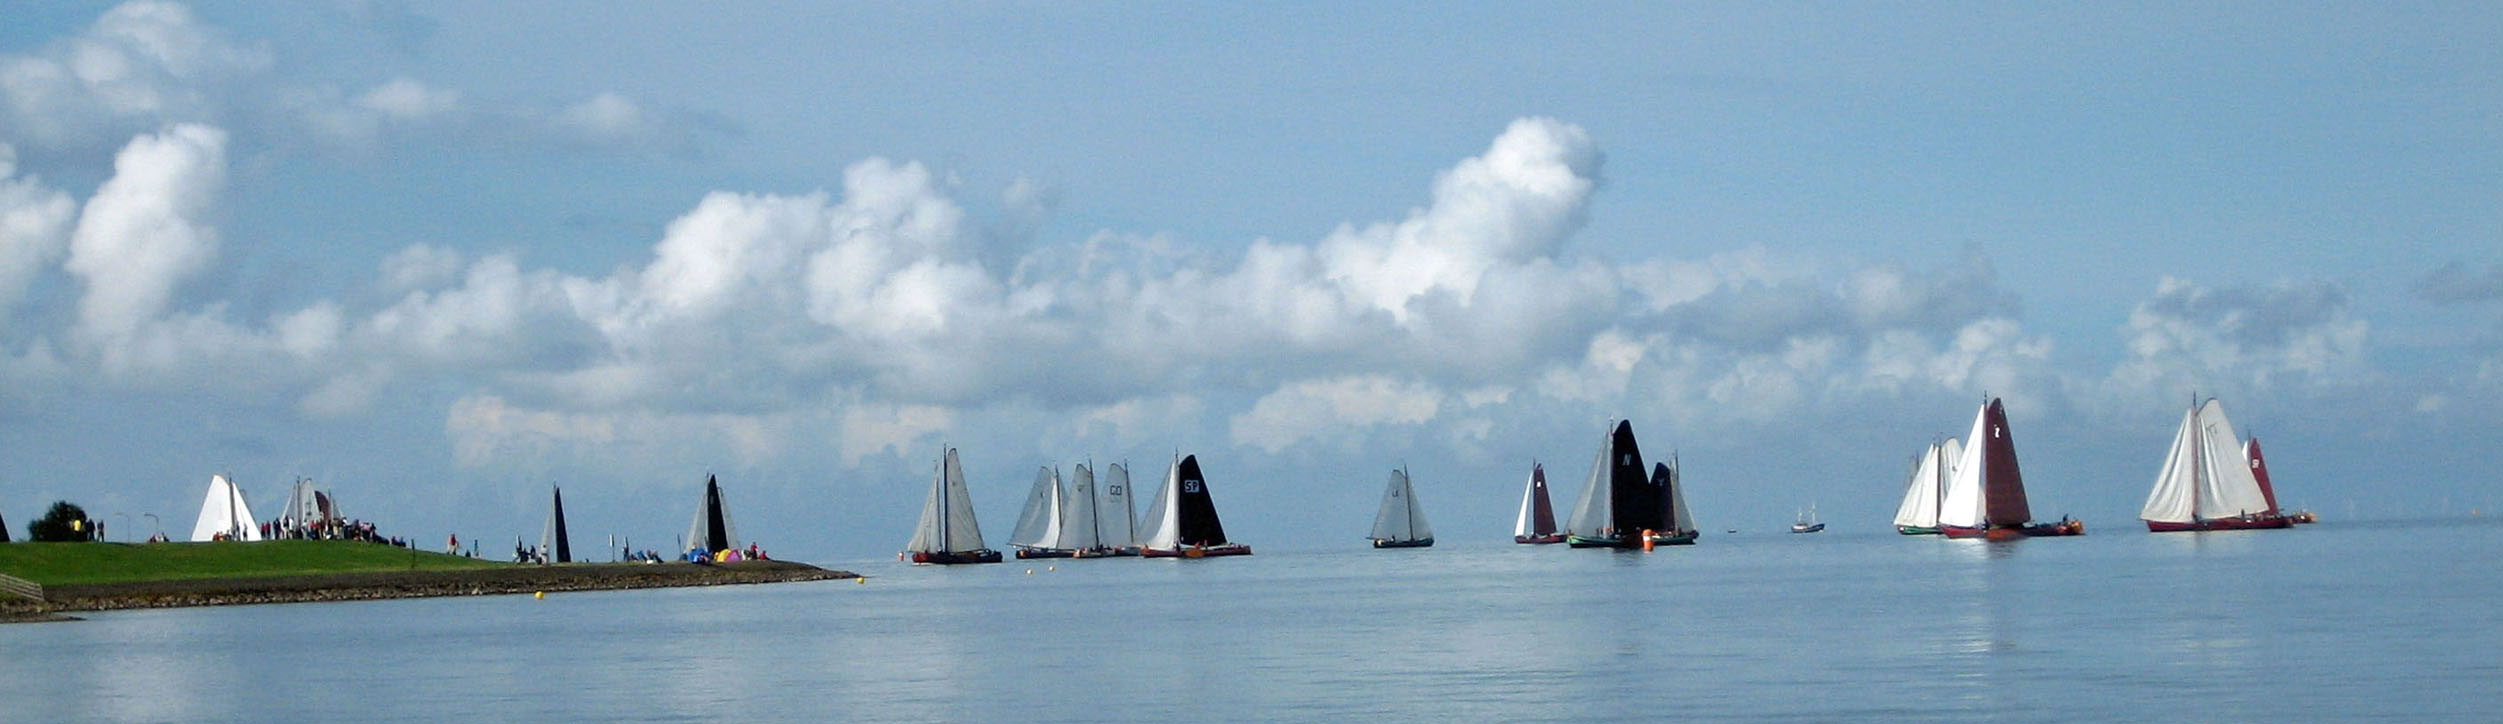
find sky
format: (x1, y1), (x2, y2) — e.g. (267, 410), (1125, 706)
(0, 2), (2496, 560)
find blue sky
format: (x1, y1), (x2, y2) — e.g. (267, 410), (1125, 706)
(1, 2), (2496, 560)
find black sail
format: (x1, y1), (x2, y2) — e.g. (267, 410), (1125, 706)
(1605, 420), (1656, 535)
(703, 475), (731, 553)
(1173, 455), (1229, 546)
(550, 486), (572, 563)
(1650, 462), (1677, 533)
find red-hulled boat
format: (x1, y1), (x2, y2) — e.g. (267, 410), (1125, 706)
(1936, 397), (2084, 539)
(2140, 398), (2294, 532)
(1136, 454), (1252, 558)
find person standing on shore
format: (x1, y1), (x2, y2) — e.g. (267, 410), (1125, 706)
(446, 533), (458, 555)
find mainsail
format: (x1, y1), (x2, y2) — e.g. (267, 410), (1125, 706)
(685, 475), (737, 554)
(1099, 462), (1137, 547)
(1513, 463), (1558, 539)
(2142, 398), (2275, 524)
(1369, 467), (1434, 543)
(1892, 438), (1960, 530)
(189, 474), (263, 542)
(1009, 466), (1066, 550)
(1566, 420), (1648, 540)
(1940, 398), (2030, 529)
(1140, 454), (1234, 550)
(1660, 455), (1695, 537)
(542, 485), (572, 563)
(1055, 463), (1104, 551)
(906, 447), (990, 554)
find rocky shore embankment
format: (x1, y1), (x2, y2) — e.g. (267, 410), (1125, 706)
(2, 560), (854, 621)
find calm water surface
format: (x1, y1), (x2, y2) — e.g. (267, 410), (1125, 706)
(5, 518), (2498, 721)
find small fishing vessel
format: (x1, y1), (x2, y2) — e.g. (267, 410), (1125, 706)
(1891, 438), (1961, 535)
(1565, 420), (1689, 548)
(902, 447), (1003, 564)
(189, 474), (263, 542)
(1937, 398), (2083, 539)
(1368, 466), (1436, 548)
(2141, 398), (2293, 532)
(1010, 466), (1075, 559)
(1790, 504), (1825, 534)
(1137, 454), (1251, 557)
(685, 475), (741, 558)
(1512, 462), (1565, 544)
(543, 485), (573, 563)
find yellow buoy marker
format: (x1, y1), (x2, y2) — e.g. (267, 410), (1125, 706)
(856, 577), (866, 584)
(534, 591), (545, 600)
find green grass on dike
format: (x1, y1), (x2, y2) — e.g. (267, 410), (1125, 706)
(0, 539), (506, 586)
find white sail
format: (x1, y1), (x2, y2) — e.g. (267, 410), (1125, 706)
(907, 448), (990, 553)
(1056, 463), (1103, 550)
(1937, 405), (1992, 530)
(2193, 400), (2271, 518)
(1100, 463), (1137, 546)
(1513, 467), (1539, 538)
(1893, 443), (1945, 529)
(1008, 466), (1060, 549)
(1563, 422), (1617, 538)
(1665, 454), (1694, 536)
(2141, 405), (2204, 523)
(1370, 468), (1424, 541)
(189, 474), (262, 542)
(1137, 456), (1183, 551)
(277, 478), (321, 530)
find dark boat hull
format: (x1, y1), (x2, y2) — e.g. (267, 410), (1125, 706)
(1896, 526), (1941, 535)
(1371, 538), (1434, 548)
(1068, 546), (1140, 558)
(1513, 534), (1566, 545)
(903, 549), (1003, 565)
(1942, 520), (2084, 539)
(1790, 523), (1825, 533)
(2145, 516), (2294, 532)
(1647, 532), (1697, 546)
(1565, 534), (1627, 548)
(1141, 543), (1252, 558)
(1014, 547), (1076, 559)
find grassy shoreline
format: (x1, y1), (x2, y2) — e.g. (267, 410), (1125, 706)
(1, 541), (857, 622)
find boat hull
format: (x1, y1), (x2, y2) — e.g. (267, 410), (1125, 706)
(1942, 520), (2085, 539)
(2145, 516), (2294, 532)
(1013, 547), (1076, 559)
(1068, 546), (1140, 558)
(1895, 526), (1941, 535)
(1141, 543), (1253, 558)
(1513, 534), (1566, 545)
(902, 549), (1002, 565)
(1565, 534), (1627, 548)
(1370, 538), (1434, 548)
(1790, 523), (1825, 533)
(1647, 533), (1697, 546)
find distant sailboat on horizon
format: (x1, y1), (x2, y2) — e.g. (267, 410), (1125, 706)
(543, 485), (573, 563)
(1565, 420), (1689, 548)
(1790, 503), (1825, 533)
(1368, 466), (1435, 548)
(1892, 437), (1962, 535)
(1938, 398), (2083, 539)
(1137, 454), (1251, 558)
(2141, 397), (2293, 532)
(1512, 462), (1564, 544)
(902, 447), (1003, 564)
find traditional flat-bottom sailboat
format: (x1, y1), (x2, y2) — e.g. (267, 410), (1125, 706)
(1937, 398), (2083, 539)
(1137, 454), (1251, 558)
(1564, 420), (1694, 548)
(1512, 462), (1565, 544)
(1009, 466), (1076, 559)
(902, 447), (1003, 564)
(2247, 437), (2316, 524)
(1892, 438), (1962, 535)
(2141, 398), (2294, 532)
(1368, 466), (1435, 548)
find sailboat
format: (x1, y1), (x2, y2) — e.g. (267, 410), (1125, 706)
(1790, 503), (1825, 533)
(1138, 454), (1251, 557)
(2141, 398), (2294, 532)
(1512, 462), (1564, 544)
(1891, 438), (1962, 534)
(1052, 463), (1124, 557)
(1368, 466), (1436, 548)
(1937, 398), (2083, 539)
(1098, 462), (1142, 555)
(1652, 456), (1699, 545)
(902, 447), (1003, 564)
(2247, 438), (2316, 524)
(542, 485), (573, 563)
(1010, 466), (1075, 559)
(189, 474), (263, 542)
(1564, 420), (1686, 548)
(685, 475), (739, 559)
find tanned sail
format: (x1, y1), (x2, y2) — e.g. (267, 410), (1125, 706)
(1139, 454), (1251, 557)
(2246, 438), (2314, 523)
(1654, 455), (1698, 544)
(903, 447), (1002, 564)
(1513, 462), (1564, 544)
(543, 485), (573, 563)
(1939, 398), (2082, 539)
(1368, 466), (1435, 548)
(2141, 398), (2291, 532)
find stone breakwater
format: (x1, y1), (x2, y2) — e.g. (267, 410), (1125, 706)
(2, 560), (855, 620)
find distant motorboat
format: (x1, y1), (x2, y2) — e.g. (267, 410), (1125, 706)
(1790, 504), (1825, 534)
(901, 447), (1003, 565)
(1368, 466), (1435, 549)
